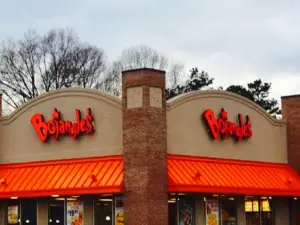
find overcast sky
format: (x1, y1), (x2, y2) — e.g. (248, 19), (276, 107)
(1, 0), (300, 105)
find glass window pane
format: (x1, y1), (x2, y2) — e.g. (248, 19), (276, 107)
(7, 200), (20, 225)
(245, 198), (260, 225)
(66, 198), (84, 225)
(94, 196), (113, 225)
(48, 199), (65, 225)
(21, 199), (37, 225)
(221, 197), (236, 225)
(178, 195), (194, 225)
(205, 196), (219, 225)
(115, 196), (124, 225)
(168, 194), (177, 225)
(261, 199), (273, 225)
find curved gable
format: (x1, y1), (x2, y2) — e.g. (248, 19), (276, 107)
(0, 88), (122, 163)
(166, 90), (287, 163)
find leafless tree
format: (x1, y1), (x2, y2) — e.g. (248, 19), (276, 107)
(166, 62), (185, 89)
(120, 45), (168, 70)
(0, 28), (106, 111)
(100, 45), (185, 95)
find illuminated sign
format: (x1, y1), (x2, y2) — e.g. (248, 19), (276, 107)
(202, 108), (252, 142)
(31, 108), (94, 143)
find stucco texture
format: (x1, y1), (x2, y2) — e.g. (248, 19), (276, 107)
(167, 90), (287, 163)
(0, 88), (122, 163)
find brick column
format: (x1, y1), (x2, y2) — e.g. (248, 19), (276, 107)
(122, 68), (168, 225)
(281, 95), (300, 173)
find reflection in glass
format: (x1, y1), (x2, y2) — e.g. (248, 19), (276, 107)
(221, 197), (236, 225)
(178, 195), (194, 225)
(94, 196), (113, 225)
(168, 194), (177, 225)
(21, 199), (37, 225)
(48, 199), (65, 225)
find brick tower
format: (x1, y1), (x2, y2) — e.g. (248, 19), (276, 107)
(282, 94), (300, 173)
(122, 68), (168, 225)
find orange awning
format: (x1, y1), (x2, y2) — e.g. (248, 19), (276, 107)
(168, 154), (300, 196)
(0, 155), (123, 198)
(1, 154), (300, 198)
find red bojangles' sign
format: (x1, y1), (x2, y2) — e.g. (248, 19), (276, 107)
(203, 108), (252, 142)
(31, 108), (94, 143)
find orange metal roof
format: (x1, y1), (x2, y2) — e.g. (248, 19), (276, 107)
(2, 154), (300, 198)
(0, 155), (123, 198)
(168, 154), (300, 196)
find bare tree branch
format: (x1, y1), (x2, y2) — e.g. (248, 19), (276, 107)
(0, 28), (107, 110)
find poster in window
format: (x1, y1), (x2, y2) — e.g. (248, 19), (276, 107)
(67, 200), (84, 225)
(8, 205), (18, 225)
(179, 200), (193, 225)
(206, 198), (219, 225)
(115, 196), (124, 225)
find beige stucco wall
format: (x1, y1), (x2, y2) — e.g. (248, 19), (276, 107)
(167, 90), (287, 163)
(0, 88), (122, 163)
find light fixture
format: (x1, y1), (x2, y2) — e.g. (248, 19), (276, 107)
(99, 199), (112, 202)
(212, 194), (219, 197)
(204, 197), (206, 201)
(56, 220), (60, 223)
(49, 219), (52, 223)
(26, 220), (30, 224)
(106, 216), (111, 221)
(71, 196), (79, 198)
(261, 197), (267, 200)
(178, 193), (186, 196)
(55, 198), (65, 201)
(168, 200), (176, 203)
(67, 198), (77, 201)
(294, 197), (297, 200)
(52, 195), (59, 197)
(268, 197), (272, 200)
(10, 197), (18, 199)
(228, 197), (234, 200)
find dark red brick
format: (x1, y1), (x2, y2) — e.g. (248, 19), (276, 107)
(122, 69), (168, 225)
(282, 95), (300, 173)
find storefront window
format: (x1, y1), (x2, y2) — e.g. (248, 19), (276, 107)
(245, 197), (273, 225)
(168, 194), (177, 225)
(21, 199), (37, 225)
(115, 196), (124, 225)
(221, 196), (236, 225)
(49, 198), (65, 225)
(178, 195), (195, 225)
(66, 198), (84, 225)
(205, 196), (219, 225)
(94, 196), (113, 225)
(7, 199), (37, 225)
(8, 200), (20, 225)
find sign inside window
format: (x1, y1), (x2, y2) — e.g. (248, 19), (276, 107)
(67, 200), (83, 225)
(31, 108), (94, 143)
(202, 108), (252, 142)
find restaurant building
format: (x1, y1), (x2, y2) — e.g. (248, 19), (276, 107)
(0, 68), (300, 225)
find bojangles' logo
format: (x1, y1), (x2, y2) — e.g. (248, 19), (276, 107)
(202, 108), (252, 142)
(30, 108), (94, 143)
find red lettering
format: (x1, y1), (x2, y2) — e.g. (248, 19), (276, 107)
(30, 114), (48, 142)
(203, 110), (219, 139)
(202, 108), (252, 142)
(31, 108), (95, 143)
